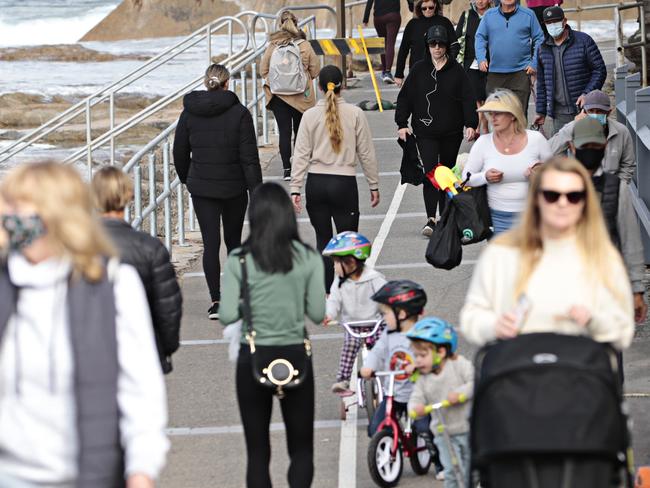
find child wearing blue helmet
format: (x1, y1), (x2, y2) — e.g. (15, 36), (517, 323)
(407, 317), (474, 488)
(323, 231), (387, 393)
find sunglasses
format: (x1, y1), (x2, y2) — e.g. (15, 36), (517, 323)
(540, 189), (586, 204)
(428, 41), (445, 47)
(421, 6), (436, 10)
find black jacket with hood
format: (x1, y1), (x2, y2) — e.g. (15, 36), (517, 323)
(395, 54), (478, 138)
(173, 90), (262, 199)
(455, 6), (483, 70)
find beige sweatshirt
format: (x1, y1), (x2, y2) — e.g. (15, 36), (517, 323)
(460, 237), (634, 351)
(290, 97), (379, 194)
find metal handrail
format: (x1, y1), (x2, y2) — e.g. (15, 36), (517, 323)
(0, 11), (255, 165)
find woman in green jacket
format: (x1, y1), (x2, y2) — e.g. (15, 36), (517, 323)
(219, 182), (325, 488)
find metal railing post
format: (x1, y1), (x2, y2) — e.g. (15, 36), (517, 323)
(134, 164), (143, 229)
(251, 63), (259, 140)
(177, 183), (187, 246)
(229, 19), (233, 57)
(262, 92), (269, 145)
(148, 153), (157, 237)
(207, 24), (212, 64)
(189, 199), (196, 232)
(86, 98), (92, 179)
(240, 70), (247, 107)
(163, 142), (172, 253)
(109, 92), (115, 165)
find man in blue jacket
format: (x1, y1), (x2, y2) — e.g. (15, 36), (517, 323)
(475, 0), (544, 121)
(533, 6), (606, 134)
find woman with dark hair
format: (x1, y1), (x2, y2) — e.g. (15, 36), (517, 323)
(396, 25), (478, 236)
(219, 182), (325, 488)
(173, 63), (262, 320)
(290, 65), (380, 291)
(394, 0), (459, 87)
(362, 0), (401, 83)
(261, 10), (320, 180)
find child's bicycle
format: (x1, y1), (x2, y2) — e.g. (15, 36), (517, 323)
(416, 398), (468, 487)
(367, 370), (432, 487)
(330, 319), (384, 422)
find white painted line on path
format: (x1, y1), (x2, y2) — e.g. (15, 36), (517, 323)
(167, 418), (369, 437)
(181, 333), (343, 347)
(338, 180), (407, 488)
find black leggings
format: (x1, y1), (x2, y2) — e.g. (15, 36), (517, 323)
(373, 12), (401, 73)
(269, 96), (303, 170)
(305, 173), (360, 291)
(192, 193), (248, 301)
(237, 345), (315, 488)
(416, 135), (463, 218)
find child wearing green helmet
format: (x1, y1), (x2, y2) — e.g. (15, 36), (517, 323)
(323, 231), (387, 393)
(407, 317), (474, 488)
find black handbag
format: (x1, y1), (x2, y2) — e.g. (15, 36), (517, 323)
(452, 188), (492, 244)
(239, 251), (312, 399)
(425, 203), (462, 270)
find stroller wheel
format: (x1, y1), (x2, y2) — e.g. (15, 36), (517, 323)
(368, 430), (403, 487)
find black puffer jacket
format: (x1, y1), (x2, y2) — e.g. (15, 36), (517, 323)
(103, 218), (182, 374)
(173, 90), (263, 199)
(395, 55), (478, 137)
(455, 7), (483, 70)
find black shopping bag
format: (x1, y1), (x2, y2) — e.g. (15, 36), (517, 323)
(453, 189), (492, 244)
(425, 204), (462, 270)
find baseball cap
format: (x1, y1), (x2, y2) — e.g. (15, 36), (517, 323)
(543, 6), (564, 23)
(426, 25), (448, 46)
(573, 117), (606, 148)
(583, 90), (611, 111)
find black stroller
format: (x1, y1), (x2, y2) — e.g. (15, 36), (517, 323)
(469, 333), (634, 488)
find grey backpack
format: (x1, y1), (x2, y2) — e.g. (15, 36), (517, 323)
(268, 40), (308, 96)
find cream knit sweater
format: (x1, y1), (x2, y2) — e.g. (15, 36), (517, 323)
(460, 236), (634, 350)
(290, 97), (379, 194)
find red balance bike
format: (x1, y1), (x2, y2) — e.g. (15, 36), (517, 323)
(367, 370), (432, 487)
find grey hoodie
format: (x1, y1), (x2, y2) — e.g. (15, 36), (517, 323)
(408, 355), (474, 436)
(326, 266), (386, 323)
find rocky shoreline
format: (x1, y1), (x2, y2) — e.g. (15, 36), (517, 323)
(0, 44), (149, 62)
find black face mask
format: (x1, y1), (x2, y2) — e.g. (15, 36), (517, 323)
(575, 147), (605, 171)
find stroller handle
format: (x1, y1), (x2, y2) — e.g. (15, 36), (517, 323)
(409, 394), (468, 419)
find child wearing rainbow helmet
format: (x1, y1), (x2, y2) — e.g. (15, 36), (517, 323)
(407, 317), (474, 488)
(323, 231), (387, 393)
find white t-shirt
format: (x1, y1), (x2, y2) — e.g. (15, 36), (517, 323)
(463, 130), (552, 212)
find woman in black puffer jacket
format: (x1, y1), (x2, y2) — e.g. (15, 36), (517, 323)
(173, 64), (263, 320)
(92, 166), (183, 374)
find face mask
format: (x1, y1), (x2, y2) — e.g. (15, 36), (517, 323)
(575, 147), (605, 171)
(1, 214), (47, 252)
(546, 22), (564, 38)
(587, 113), (608, 126)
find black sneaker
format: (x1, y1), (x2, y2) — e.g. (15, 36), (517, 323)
(283, 168), (291, 181)
(208, 302), (219, 320)
(421, 217), (437, 237)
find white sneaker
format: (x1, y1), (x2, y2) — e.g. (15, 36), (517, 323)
(421, 217), (437, 237)
(435, 471), (445, 481)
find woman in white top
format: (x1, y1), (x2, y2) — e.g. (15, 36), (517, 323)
(0, 161), (168, 488)
(463, 89), (552, 235)
(460, 156), (634, 351)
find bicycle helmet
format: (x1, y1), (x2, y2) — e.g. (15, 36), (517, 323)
(371, 280), (427, 317)
(406, 317), (458, 354)
(322, 231), (372, 261)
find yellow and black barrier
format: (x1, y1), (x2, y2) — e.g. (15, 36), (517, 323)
(308, 37), (385, 56)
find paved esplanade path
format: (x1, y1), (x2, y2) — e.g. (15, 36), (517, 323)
(160, 48), (650, 486)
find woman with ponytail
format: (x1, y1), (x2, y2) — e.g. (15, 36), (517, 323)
(291, 65), (380, 291)
(173, 64), (262, 320)
(261, 10), (320, 180)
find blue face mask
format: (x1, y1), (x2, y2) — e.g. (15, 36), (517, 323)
(587, 113), (608, 126)
(546, 22), (564, 38)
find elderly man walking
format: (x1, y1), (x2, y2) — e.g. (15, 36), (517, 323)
(475, 0), (544, 120)
(533, 6), (606, 134)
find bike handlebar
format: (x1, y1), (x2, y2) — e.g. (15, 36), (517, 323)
(408, 394), (468, 419)
(372, 370), (407, 378)
(328, 319), (383, 339)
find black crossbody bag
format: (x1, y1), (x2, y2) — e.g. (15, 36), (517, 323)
(239, 251), (312, 399)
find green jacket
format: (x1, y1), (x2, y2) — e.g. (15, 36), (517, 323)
(219, 242), (326, 346)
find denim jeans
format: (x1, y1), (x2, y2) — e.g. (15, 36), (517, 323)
(434, 432), (470, 488)
(489, 208), (520, 235)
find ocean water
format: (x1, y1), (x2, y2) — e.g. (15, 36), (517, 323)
(0, 0), (121, 47)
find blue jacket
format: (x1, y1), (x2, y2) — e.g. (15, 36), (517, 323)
(536, 27), (606, 117)
(475, 5), (544, 72)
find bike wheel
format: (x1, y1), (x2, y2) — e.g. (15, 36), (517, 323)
(357, 352), (379, 423)
(409, 435), (432, 475)
(367, 429), (403, 487)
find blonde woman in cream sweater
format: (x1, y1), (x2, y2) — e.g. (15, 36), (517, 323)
(460, 156), (634, 351)
(290, 65), (380, 290)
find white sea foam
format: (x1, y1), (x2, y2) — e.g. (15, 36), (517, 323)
(0, 3), (119, 47)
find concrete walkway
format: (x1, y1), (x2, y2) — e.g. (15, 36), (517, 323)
(160, 53), (650, 487)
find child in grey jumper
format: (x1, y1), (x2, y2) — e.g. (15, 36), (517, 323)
(407, 317), (474, 488)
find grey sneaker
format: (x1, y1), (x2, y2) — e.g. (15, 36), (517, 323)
(421, 217), (437, 237)
(331, 380), (350, 394)
(383, 72), (396, 84)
